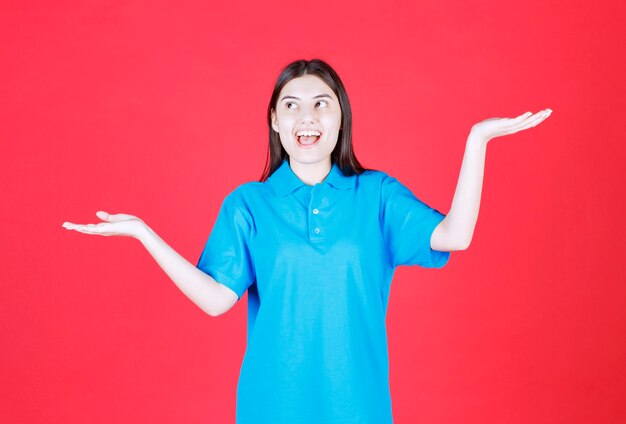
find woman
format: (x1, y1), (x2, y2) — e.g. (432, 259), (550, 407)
(63, 58), (551, 423)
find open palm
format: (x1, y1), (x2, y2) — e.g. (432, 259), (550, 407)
(62, 211), (146, 239)
(471, 108), (552, 142)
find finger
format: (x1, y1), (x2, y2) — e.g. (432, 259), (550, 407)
(509, 111), (551, 132)
(515, 113), (545, 127)
(512, 109), (551, 127)
(491, 114), (536, 135)
(520, 116), (549, 130)
(97, 211), (129, 222)
(74, 228), (111, 236)
(72, 227), (101, 235)
(527, 108), (551, 120)
(103, 212), (137, 222)
(525, 108), (552, 121)
(62, 222), (87, 230)
(495, 111), (534, 129)
(96, 211), (110, 221)
(487, 109), (552, 137)
(512, 109), (552, 125)
(503, 111), (532, 123)
(65, 222), (113, 234)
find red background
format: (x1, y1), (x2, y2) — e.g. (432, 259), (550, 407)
(1, 0), (625, 423)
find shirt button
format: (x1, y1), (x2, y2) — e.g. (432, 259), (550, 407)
(312, 208), (319, 214)
(314, 227), (320, 234)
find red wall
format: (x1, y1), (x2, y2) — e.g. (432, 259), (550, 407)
(1, 1), (624, 423)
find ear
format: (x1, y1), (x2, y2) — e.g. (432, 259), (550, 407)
(271, 110), (279, 132)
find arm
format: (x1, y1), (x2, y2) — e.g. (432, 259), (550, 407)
(430, 108), (552, 252)
(62, 211), (238, 317)
(138, 224), (239, 317)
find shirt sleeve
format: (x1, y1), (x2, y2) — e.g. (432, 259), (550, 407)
(379, 174), (451, 269)
(196, 191), (256, 300)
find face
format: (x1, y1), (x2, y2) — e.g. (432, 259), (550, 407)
(271, 74), (342, 168)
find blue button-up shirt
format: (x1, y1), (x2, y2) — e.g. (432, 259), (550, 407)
(197, 158), (450, 423)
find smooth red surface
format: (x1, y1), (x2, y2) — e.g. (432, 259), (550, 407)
(1, 1), (624, 423)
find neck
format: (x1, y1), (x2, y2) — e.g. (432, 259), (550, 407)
(289, 158), (332, 186)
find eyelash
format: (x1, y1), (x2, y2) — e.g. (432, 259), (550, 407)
(286, 100), (328, 109)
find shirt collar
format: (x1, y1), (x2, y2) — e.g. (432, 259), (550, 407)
(267, 159), (356, 197)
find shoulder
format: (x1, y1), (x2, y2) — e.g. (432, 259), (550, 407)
(228, 181), (266, 200)
(221, 181), (269, 213)
(356, 168), (402, 191)
(356, 169), (387, 184)
(353, 170), (410, 212)
(214, 183), (266, 230)
(358, 169), (422, 211)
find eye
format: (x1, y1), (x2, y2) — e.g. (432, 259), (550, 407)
(286, 102), (297, 109)
(316, 100), (328, 108)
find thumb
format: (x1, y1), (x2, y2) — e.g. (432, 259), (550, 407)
(96, 210), (110, 221)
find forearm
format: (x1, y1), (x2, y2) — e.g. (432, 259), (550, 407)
(432, 132), (487, 251)
(430, 109), (552, 251)
(137, 224), (224, 316)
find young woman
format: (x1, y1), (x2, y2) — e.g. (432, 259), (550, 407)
(63, 59), (551, 423)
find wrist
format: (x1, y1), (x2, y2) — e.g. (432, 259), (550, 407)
(135, 222), (154, 244)
(467, 130), (489, 148)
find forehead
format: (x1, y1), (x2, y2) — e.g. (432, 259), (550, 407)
(279, 75), (336, 99)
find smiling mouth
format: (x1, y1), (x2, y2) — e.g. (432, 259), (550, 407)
(296, 128), (323, 145)
(297, 134), (321, 146)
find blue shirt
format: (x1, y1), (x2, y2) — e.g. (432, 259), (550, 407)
(196, 158), (451, 423)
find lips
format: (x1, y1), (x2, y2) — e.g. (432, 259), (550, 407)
(295, 128), (322, 146)
(297, 134), (320, 146)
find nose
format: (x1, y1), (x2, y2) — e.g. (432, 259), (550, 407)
(299, 104), (317, 124)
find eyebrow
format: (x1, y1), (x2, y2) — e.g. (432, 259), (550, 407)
(280, 94), (333, 101)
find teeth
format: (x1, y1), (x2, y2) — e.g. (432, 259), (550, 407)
(296, 130), (321, 137)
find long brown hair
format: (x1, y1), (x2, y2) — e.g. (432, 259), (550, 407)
(259, 59), (372, 182)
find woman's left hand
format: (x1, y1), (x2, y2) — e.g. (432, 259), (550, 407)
(470, 108), (552, 143)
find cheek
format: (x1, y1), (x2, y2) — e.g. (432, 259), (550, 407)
(328, 111), (342, 127)
(278, 117), (294, 133)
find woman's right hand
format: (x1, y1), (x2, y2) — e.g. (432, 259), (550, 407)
(62, 211), (147, 240)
